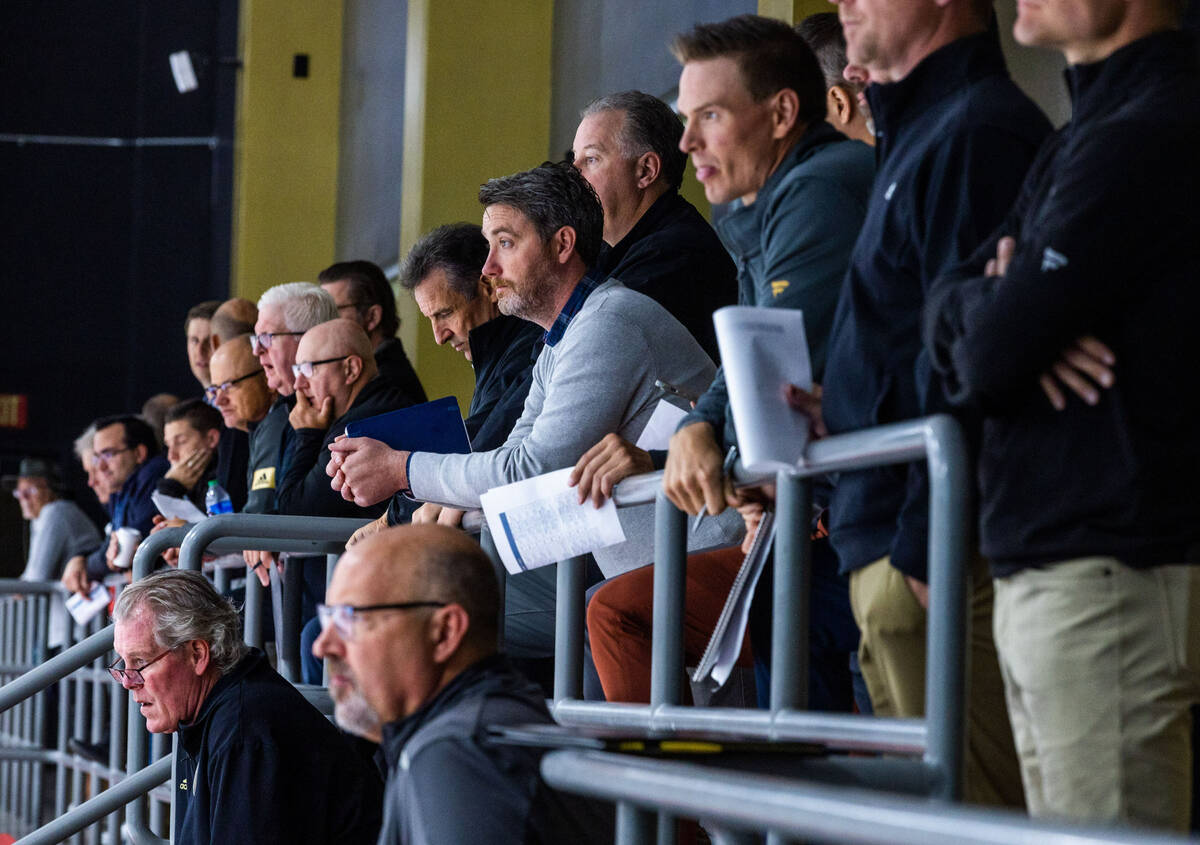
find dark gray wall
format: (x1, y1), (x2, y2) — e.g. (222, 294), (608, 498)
(550, 0), (755, 159)
(335, 0), (407, 267)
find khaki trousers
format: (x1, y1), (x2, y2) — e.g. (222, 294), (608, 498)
(849, 555), (1024, 807)
(994, 558), (1200, 831)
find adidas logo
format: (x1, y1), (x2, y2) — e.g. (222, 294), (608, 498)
(1041, 247), (1068, 272)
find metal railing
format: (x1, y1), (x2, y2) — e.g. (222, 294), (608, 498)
(545, 415), (970, 841)
(0, 413), (1159, 845)
(541, 750), (1197, 845)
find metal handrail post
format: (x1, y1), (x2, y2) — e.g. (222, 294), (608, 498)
(479, 529), (506, 651)
(15, 756), (172, 845)
(554, 556), (588, 701)
(649, 490), (687, 708)
(616, 801), (656, 845)
(771, 471), (810, 711)
(649, 490), (687, 845)
(921, 415), (970, 801)
(244, 563), (263, 649)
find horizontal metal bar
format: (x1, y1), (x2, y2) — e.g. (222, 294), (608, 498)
(541, 751), (1195, 845)
(15, 756), (172, 845)
(0, 133), (218, 148)
(550, 701), (925, 754)
(608, 416), (941, 509)
(0, 625), (114, 713)
(178, 515), (371, 569)
(0, 580), (61, 595)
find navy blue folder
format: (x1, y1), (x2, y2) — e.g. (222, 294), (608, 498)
(343, 395), (471, 454)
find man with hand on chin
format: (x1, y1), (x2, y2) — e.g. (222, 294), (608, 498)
(275, 318), (411, 521)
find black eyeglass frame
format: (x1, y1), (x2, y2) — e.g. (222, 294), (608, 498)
(204, 368), (265, 401)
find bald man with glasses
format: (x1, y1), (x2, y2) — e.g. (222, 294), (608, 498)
(314, 525), (611, 845)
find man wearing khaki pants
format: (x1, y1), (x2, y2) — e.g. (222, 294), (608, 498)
(925, 0), (1200, 829)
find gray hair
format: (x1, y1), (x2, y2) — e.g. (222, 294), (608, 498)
(114, 570), (248, 675)
(580, 91), (687, 191)
(795, 13), (855, 92)
(257, 282), (338, 332)
(398, 223), (489, 300)
(73, 424), (96, 460)
(478, 161), (604, 267)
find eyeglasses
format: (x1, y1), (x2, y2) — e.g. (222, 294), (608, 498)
(204, 368), (265, 402)
(291, 355), (350, 379)
(108, 648), (175, 685)
(316, 601), (447, 640)
(92, 447), (132, 465)
(250, 331), (304, 354)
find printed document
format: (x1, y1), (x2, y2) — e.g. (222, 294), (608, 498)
(713, 306), (813, 472)
(481, 468), (627, 574)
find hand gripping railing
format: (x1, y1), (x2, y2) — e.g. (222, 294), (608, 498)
(548, 414), (970, 837)
(541, 750), (1197, 845)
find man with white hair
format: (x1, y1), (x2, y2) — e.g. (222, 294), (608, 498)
(243, 283), (337, 573)
(111, 569), (382, 843)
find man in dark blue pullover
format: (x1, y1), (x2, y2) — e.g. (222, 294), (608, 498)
(79, 415), (168, 584)
(820, 0), (1050, 806)
(924, 0), (1200, 829)
(576, 14), (875, 710)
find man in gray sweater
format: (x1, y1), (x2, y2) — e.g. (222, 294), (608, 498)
(328, 161), (741, 579)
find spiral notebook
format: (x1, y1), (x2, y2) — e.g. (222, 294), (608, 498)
(691, 509), (776, 692)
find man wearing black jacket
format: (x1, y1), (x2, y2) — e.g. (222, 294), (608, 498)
(924, 0), (1200, 829)
(820, 0), (1051, 806)
(571, 90), (737, 361)
(313, 525), (610, 845)
(112, 570), (381, 845)
(278, 318), (412, 520)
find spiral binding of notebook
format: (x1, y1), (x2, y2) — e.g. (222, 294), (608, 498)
(690, 509), (776, 691)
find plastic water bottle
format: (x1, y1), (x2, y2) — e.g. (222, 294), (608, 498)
(205, 480), (233, 516)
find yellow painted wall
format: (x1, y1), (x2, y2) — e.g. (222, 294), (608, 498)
(231, 0), (345, 303)
(759, 0), (831, 23)
(398, 0), (554, 412)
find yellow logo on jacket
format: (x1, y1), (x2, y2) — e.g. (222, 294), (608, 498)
(179, 778), (188, 791)
(771, 280), (789, 297)
(251, 467), (276, 491)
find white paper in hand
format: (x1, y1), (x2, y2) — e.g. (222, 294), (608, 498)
(713, 306), (813, 472)
(65, 583), (110, 627)
(481, 468), (627, 574)
(635, 400), (689, 450)
(152, 491), (207, 523)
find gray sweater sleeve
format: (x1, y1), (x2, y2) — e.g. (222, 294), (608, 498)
(409, 309), (658, 508)
(23, 502), (102, 582)
(408, 286), (716, 509)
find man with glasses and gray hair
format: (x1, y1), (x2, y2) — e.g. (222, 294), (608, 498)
(112, 569), (381, 844)
(243, 282), (338, 575)
(571, 90), (736, 361)
(313, 524), (611, 844)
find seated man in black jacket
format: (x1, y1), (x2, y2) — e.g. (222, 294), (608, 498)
(112, 569), (381, 844)
(570, 90), (737, 361)
(313, 524), (610, 845)
(319, 260), (427, 405)
(279, 318), (413, 683)
(277, 318), (413, 519)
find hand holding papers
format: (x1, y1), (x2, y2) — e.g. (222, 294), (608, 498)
(482, 468), (627, 574)
(713, 306), (813, 472)
(152, 491), (207, 523)
(65, 583), (110, 627)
